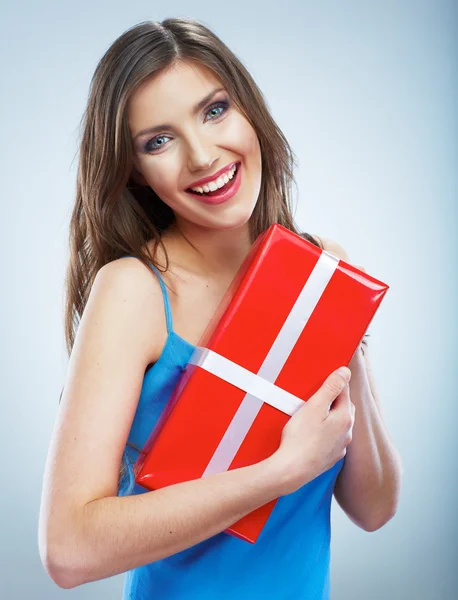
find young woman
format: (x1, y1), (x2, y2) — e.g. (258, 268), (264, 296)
(38, 17), (403, 599)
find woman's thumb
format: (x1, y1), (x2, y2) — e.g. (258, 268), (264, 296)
(311, 367), (352, 405)
(335, 366), (351, 383)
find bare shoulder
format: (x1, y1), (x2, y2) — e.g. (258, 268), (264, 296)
(91, 256), (168, 365)
(311, 234), (351, 262)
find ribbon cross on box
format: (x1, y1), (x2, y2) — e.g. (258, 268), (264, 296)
(188, 249), (340, 477)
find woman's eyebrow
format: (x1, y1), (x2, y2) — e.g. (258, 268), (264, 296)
(132, 87), (226, 141)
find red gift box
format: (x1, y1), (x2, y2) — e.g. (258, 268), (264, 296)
(134, 223), (389, 543)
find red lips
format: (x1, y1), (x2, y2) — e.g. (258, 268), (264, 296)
(185, 161), (239, 190)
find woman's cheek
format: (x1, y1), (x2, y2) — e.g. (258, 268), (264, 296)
(143, 161), (178, 197)
(236, 119), (261, 161)
(221, 116), (253, 154)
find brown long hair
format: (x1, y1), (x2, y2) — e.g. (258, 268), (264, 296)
(61, 17), (323, 492)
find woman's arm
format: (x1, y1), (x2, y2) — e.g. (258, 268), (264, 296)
(313, 236), (403, 531)
(38, 259), (287, 589)
(336, 343), (403, 531)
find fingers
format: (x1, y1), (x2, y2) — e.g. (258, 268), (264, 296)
(328, 378), (355, 421)
(309, 367), (353, 420)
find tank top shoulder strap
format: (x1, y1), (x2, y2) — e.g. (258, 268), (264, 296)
(146, 263), (174, 334)
(120, 255), (173, 335)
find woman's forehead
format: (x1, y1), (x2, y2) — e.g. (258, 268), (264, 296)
(132, 61), (222, 106)
(127, 61), (225, 133)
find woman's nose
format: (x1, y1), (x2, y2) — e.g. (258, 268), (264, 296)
(186, 141), (219, 173)
(188, 156), (218, 173)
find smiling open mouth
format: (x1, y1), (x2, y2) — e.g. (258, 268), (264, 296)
(185, 163), (239, 197)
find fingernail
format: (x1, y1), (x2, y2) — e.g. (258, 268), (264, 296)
(336, 367), (351, 382)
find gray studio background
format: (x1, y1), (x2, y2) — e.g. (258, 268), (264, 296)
(1, 1), (456, 598)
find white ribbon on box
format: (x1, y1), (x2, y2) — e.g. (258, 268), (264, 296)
(187, 250), (340, 477)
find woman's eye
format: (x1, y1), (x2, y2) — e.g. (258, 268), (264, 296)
(144, 100), (230, 154)
(145, 135), (171, 153)
(204, 100), (229, 122)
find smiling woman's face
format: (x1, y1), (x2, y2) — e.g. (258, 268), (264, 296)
(127, 60), (262, 233)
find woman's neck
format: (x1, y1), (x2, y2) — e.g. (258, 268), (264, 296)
(159, 221), (253, 281)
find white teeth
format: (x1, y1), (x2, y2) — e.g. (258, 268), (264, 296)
(190, 164), (237, 193)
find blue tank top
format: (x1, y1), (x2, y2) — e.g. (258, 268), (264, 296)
(117, 258), (345, 600)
